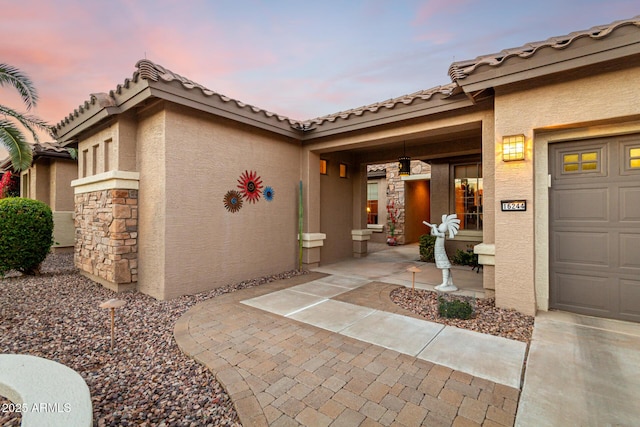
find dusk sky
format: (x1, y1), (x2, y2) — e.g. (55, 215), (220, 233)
(1, 0), (638, 149)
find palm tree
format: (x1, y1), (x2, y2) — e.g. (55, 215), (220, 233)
(0, 63), (52, 171)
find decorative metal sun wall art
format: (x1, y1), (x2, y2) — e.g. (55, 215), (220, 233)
(223, 190), (243, 213)
(263, 186), (275, 201)
(237, 170), (263, 203)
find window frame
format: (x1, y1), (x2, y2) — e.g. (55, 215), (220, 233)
(451, 162), (483, 232)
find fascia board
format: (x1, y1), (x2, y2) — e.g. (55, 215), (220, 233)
(56, 106), (121, 145)
(458, 33), (640, 92)
(301, 97), (474, 141)
(145, 81), (302, 140)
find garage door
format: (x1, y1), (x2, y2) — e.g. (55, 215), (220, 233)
(549, 134), (640, 322)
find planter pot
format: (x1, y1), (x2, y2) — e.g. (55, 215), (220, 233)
(387, 237), (398, 246)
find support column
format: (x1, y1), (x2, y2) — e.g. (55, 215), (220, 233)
(351, 229), (372, 258)
(481, 111), (496, 291)
(72, 170), (139, 292)
(299, 233), (326, 269)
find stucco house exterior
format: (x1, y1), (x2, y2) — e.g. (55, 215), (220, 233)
(1, 142), (76, 252)
(54, 16), (640, 322)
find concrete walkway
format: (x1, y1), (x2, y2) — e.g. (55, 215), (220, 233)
(516, 311), (640, 426)
(175, 245), (640, 426)
(241, 274), (526, 389)
(175, 253), (522, 426)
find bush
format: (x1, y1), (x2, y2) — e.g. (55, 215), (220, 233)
(0, 197), (54, 276)
(452, 248), (479, 266)
(419, 234), (437, 262)
(438, 297), (473, 319)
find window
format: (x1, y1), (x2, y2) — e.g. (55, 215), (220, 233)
(454, 163), (483, 231)
(21, 171), (30, 198)
(320, 159), (327, 175)
(562, 151), (599, 173)
(367, 182), (378, 224)
(630, 147), (640, 169)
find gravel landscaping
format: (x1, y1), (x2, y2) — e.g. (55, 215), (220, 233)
(1, 252), (534, 425)
(390, 286), (535, 343)
(0, 253), (306, 426)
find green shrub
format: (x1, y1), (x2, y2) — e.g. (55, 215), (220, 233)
(452, 247), (479, 267)
(438, 297), (473, 319)
(0, 197), (54, 276)
(419, 234), (437, 262)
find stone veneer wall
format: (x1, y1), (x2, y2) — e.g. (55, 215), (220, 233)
(385, 160), (430, 245)
(74, 189), (138, 289)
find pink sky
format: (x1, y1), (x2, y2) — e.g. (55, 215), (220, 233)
(1, 0), (638, 149)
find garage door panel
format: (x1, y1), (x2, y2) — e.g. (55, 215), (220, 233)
(620, 279), (640, 319)
(553, 231), (609, 266)
(551, 187), (608, 222)
(620, 187), (640, 221)
(550, 134), (640, 322)
(554, 273), (610, 311)
(619, 233), (640, 269)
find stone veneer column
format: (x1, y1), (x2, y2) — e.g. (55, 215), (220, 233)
(71, 171), (139, 292)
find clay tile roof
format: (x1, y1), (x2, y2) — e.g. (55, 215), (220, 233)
(448, 15), (640, 82)
(54, 92), (118, 134)
(305, 83), (458, 126)
(129, 59), (301, 125)
(54, 59), (304, 135)
(33, 141), (73, 160)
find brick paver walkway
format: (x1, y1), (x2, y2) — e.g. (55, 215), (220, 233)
(174, 272), (520, 426)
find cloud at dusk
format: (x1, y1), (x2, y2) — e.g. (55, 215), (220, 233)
(0, 0), (638, 147)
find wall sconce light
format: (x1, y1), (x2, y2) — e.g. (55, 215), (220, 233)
(502, 135), (525, 161)
(339, 163), (348, 178)
(398, 142), (411, 176)
(320, 159), (328, 175)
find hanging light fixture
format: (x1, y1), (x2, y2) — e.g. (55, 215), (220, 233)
(398, 142), (411, 176)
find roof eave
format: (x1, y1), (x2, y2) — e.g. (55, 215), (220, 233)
(145, 80), (302, 139)
(301, 94), (474, 140)
(454, 24), (640, 93)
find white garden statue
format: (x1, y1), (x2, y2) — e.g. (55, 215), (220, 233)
(423, 214), (461, 292)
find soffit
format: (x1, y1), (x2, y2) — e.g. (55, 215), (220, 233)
(449, 16), (640, 92)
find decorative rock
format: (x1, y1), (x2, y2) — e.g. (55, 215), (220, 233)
(1, 252), (304, 426)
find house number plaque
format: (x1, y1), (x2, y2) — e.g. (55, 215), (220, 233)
(501, 200), (527, 211)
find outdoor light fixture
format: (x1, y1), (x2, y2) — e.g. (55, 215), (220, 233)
(502, 134), (525, 161)
(398, 142), (411, 176)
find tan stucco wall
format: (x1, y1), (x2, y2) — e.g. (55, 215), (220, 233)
(158, 104), (301, 299)
(494, 65), (640, 315)
(77, 117), (137, 179)
(136, 106), (166, 299)
(20, 158), (76, 249)
(52, 211), (74, 248)
(34, 161), (50, 204)
(319, 152), (354, 264)
(50, 160), (76, 211)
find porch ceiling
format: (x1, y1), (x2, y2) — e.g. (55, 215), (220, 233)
(317, 121), (482, 165)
